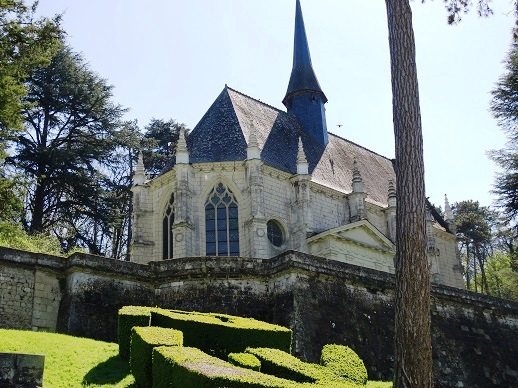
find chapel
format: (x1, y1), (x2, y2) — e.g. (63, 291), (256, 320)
(130, 0), (464, 288)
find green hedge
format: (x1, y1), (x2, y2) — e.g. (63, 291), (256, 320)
(320, 344), (367, 386)
(130, 326), (183, 388)
(228, 352), (261, 371)
(152, 345), (302, 388)
(118, 306), (153, 359)
(151, 309), (292, 358)
(245, 347), (334, 384)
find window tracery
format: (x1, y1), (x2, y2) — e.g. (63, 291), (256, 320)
(205, 183), (239, 256)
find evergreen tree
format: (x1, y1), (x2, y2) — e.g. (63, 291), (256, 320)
(142, 118), (186, 177)
(0, 0), (62, 153)
(491, 40), (518, 231)
(453, 200), (496, 293)
(0, 1), (62, 227)
(8, 46), (126, 253)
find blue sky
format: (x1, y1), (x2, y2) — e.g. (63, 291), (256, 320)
(37, 0), (515, 210)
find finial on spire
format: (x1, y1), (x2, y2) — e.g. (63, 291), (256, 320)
(176, 126), (189, 164)
(247, 129), (261, 160)
(296, 137), (309, 175)
(388, 179), (396, 207)
(133, 151), (147, 186)
(352, 158), (364, 193)
(444, 194), (454, 221)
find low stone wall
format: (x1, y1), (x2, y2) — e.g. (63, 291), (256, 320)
(1, 246), (517, 387)
(0, 352), (45, 387)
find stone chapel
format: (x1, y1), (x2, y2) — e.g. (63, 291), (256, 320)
(130, 0), (464, 288)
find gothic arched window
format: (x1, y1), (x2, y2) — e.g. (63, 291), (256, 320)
(162, 193), (175, 260)
(205, 183), (239, 256)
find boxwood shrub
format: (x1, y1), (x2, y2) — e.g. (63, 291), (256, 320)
(118, 306), (153, 359)
(151, 309), (291, 358)
(152, 345), (301, 388)
(245, 347), (335, 383)
(228, 352), (261, 371)
(130, 326), (183, 388)
(320, 344), (367, 386)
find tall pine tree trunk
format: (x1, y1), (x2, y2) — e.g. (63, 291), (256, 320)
(385, 0), (433, 386)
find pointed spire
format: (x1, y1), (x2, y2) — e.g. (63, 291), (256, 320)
(283, 0), (328, 145)
(352, 158), (364, 193)
(247, 129), (261, 160)
(444, 194), (454, 221)
(133, 151), (146, 186)
(176, 126), (189, 164)
(296, 137), (309, 175)
(283, 0), (327, 106)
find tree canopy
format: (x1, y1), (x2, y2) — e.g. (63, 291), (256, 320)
(491, 38), (518, 230)
(0, 0), (62, 153)
(8, 46), (127, 253)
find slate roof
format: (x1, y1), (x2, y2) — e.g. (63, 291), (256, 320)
(177, 86), (396, 207)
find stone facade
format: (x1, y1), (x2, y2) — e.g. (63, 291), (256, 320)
(131, 151), (464, 289)
(1, 247), (517, 387)
(129, 1), (464, 289)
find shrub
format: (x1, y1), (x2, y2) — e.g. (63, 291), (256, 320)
(118, 306), (153, 359)
(228, 352), (261, 371)
(320, 344), (367, 385)
(151, 309), (292, 358)
(244, 347), (336, 384)
(152, 346), (301, 388)
(130, 326), (183, 388)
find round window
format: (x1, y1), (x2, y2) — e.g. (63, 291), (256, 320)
(267, 220), (284, 247)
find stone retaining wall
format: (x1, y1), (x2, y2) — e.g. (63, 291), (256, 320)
(1, 246), (517, 387)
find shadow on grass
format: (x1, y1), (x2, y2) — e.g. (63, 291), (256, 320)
(82, 355), (135, 386)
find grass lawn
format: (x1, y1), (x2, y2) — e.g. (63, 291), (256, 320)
(0, 329), (134, 387)
(0, 329), (391, 387)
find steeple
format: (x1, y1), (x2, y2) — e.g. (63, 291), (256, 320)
(283, 0), (328, 145)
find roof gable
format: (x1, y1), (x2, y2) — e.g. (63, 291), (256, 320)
(187, 88), (247, 163)
(307, 220), (396, 253)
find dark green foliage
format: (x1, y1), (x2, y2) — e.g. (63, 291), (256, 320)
(491, 38), (518, 242)
(142, 118), (186, 177)
(9, 46), (128, 253)
(118, 306), (153, 360)
(453, 200), (496, 292)
(151, 309), (292, 359)
(0, 175), (22, 222)
(228, 352), (261, 371)
(152, 346), (301, 388)
(320, 344), (367, 386)
(0, 0), (62, 147)
(130, 326), (183, 388)
(245, 347), (333, 384)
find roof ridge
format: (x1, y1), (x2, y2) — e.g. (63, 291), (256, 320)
(225, 85), (285, 114)
(327, 131), (394, 162)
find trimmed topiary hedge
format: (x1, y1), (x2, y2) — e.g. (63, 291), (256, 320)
(320, 344), (367, 386)
(151, 309), (292, 358)
(118, 306), (153, 359)
(130, 326), (183, 388)
(152, 346), (302, 388)
(228, 352), (261, 371)
(245, 347), (335, 384)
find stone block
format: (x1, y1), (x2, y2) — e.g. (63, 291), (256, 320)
(0, 353), (45, 388)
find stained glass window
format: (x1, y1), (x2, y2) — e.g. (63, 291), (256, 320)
(205, 183), (239, 256)
(162, 194), (175, 260)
